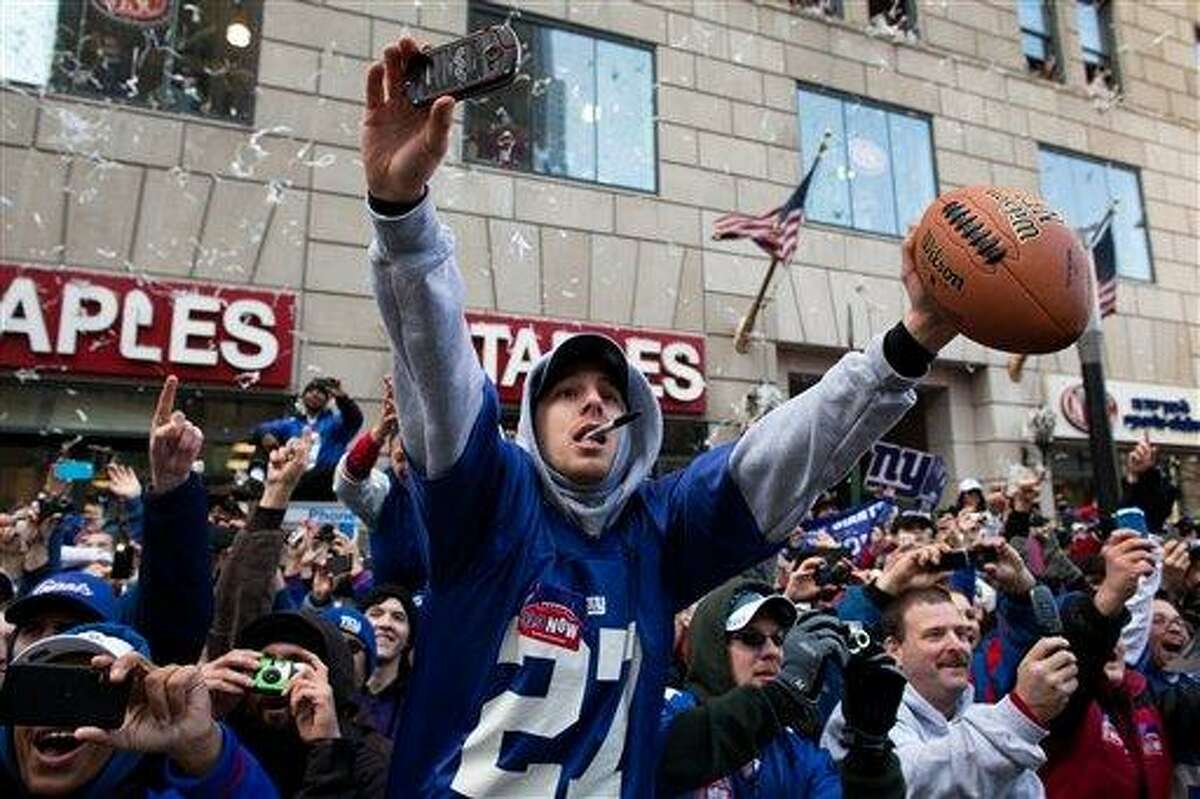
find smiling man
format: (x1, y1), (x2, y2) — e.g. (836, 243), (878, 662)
(824, 586), (1079, 798)
(361, 35), (959, 798)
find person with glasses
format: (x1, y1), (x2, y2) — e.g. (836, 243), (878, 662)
(658, 579), (906, 797)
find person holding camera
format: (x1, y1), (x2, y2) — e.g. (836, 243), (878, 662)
(823, 579), (1078, 798)
(359, 32), (957, 796)
(658, 579), (906, 797)
(200, 611), (389, 797)
(1035, 531), (1200, 799)
(0, 623), (276, 797)
(253, 377), (363, 502)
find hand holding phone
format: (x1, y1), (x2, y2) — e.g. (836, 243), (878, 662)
(405, 25), (522, 106)
(0, 663), (131, 728)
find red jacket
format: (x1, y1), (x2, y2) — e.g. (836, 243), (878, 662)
(1041, 670), (1173, 799)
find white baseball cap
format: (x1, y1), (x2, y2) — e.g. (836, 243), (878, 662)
(13, 630), (134, 666)
(725, 589), (798, 633)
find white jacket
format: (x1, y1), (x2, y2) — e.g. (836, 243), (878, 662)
(822, 684), (1048, 799)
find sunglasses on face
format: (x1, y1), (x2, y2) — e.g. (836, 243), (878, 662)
(728, 629), (785, 650)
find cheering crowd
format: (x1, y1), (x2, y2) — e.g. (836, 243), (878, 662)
(0, 35), (1197, 799)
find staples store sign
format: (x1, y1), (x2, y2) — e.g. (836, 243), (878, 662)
(1, 263), (296, 388)
(467, 312), (706, 414)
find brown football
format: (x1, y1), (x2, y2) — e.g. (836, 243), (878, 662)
(912, 186), (1092, 354)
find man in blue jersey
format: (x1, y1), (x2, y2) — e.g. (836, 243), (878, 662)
(359, 36), (959, 797)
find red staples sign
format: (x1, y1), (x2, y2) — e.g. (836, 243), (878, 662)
(0, 263), (296, 389)
(465, 311), (706, 414)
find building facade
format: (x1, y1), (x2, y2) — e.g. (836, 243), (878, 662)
(1, 0), (1197, 510)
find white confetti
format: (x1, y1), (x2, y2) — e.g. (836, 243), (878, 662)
(14, 368), (40, 383)
(234, 371), (262, 389)
(75, 408), (89, 423)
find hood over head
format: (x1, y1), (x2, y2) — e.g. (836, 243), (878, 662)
(516, 333), (663, 538)
(684, 578), (782, 701)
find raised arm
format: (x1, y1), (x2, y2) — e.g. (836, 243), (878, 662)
(362, 37), (486, 479)
(727, 234), (957, 543)
(130, 376), (212, 665)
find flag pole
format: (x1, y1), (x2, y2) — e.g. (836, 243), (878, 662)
(1075, 201), (1121, 516)
(733, 256), (782, 354)
(729, 129), (832, 355)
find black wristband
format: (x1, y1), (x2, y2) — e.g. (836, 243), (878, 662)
(368, 189), (426, 218)
(883, 321), (935, 378)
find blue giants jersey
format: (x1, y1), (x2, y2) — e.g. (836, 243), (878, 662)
(387, 383), (777, 797)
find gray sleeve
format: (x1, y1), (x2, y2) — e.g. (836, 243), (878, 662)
(889, 697), (1048, 799)
(729, 334), (918, 543)
(333, 453), (390, 529)
(368, 195), (486, 479)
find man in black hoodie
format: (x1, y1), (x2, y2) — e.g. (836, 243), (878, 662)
(200, 611), (390, 797)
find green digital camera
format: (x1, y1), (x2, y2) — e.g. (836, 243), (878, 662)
(251, 656), (299, 696)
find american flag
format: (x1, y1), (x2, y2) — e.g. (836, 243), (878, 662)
(712, 134), (830, 264)
(1082, 205), (1118, 318)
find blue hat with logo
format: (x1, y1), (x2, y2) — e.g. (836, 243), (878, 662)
(5, 571), (117, 630)
(322, 605), (376, 678)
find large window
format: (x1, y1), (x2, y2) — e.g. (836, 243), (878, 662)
(1038, 147), (1152, 281)
(463, 3), (656, 192)
(796, 86), (936, 238)
(1017, 0), (1062, 80)
(2, 1), (262, 124)
(1076, 0), (1117, 88)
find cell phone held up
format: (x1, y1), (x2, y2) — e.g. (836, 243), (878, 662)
(405, 25), (522, 106)
(0, 663), (131, 729)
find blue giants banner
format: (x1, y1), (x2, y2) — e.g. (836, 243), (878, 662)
(864, 442), (948, 511)
(800, 499), (895, 557)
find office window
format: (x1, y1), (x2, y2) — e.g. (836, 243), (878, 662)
(1038, 147), (1152, 281)
(463, 4), (656, 192)
(1077, 0), (1117, 89)
(796, 86), (936, 238)
(5, 1), (265, 124)
(868, 0), (918, 36)
(1017, 0), (1062, 80)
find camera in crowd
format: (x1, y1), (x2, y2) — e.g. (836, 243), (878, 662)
(786, 545), (855, 587)
(252, 656), (301, 696)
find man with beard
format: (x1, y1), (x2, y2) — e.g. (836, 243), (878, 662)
(823, 584), (1079, 797)
(199, 611), (389, 797)
(357, 585), (418, 740)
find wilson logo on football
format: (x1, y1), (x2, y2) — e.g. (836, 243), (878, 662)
(518, 602), (582, 651)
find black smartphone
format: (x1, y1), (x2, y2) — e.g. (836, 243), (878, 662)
(0, 664), (131, 729)
(405, 25), (522, 106)
(937, 549), (972, 571)
(327, 553), (353, 579)
(315, 524), (336, 545)
(969, 545), (1000, 567)
(110, 539), (135, 581)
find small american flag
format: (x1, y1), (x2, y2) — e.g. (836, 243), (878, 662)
(712, 132), (831, 264)
(1082, 205), (1118, 318)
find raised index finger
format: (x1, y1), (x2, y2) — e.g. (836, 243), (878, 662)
(154, 375), (179, 427)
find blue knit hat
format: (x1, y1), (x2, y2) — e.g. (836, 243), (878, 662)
(321, 606), (377, 678)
